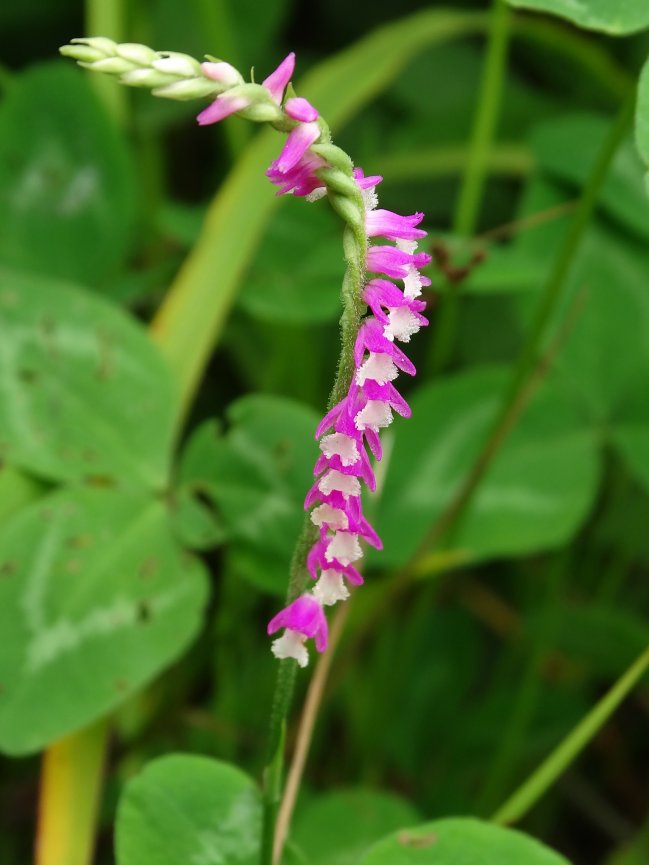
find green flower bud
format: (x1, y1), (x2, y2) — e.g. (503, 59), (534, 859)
(83, 56), (134, 75)
(115, 42), (157, 65)
(240, 102), (284, 123)
(119, 68), (176, 88)
(59, 44), (105, 64)
(152, 78), (220, 101)
(71, 36), (117, 54)
(152, 52), (202, 78)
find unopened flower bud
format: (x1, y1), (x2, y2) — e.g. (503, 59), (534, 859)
(71, 36), (117, 54)
(85, 56), (134, 75)
(116, 42), (157, 65)
(59, 44), (105, 64)
(152, 52), (202, 78)
(201, 61), (243, 87)
(153, 78), (220, 101)
(120, 68), (175, 88)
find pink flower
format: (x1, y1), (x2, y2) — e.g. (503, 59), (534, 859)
(197, 52), (295, 127)
(366, 245), (432, 279)
(197, 91), (251, 126)
(285, 97), (319, 122)
(366, 209), (426, 241)
(262, 52), (295, 104)
(270, 121), (321, 174)
(267, 594), (328, 666)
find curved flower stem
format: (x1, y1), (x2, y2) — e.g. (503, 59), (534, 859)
(260, 161), (366, 865)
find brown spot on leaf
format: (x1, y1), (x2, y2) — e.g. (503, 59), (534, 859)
(17, 368), (38, 384)
(68, 534), (93, 549)
(0, 561), (16, 578)
(64, 559), (81, 574)
(398, 831), (438, 848)
(136, 600), (152, 623)
(139, 557), (158, 580)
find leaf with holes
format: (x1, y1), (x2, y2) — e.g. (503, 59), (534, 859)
(0, 268), (176, 487)
(0, 486), (208, 754)
(116, 755), (261, 865)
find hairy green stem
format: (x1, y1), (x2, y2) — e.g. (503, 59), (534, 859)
(493, 646), (649, 825)
(260, 165), (366, 865)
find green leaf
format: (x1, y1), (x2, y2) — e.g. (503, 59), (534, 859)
(505, 0), (649, 35)
(360, 817), (572, 864)
(636, 58), (649, 179)
(0, 62), (137, 285)
(375, 367), (599, 568)
(179, 397), (319, 594)
(531, 114), (649, 241)
(509, 173), (649, 494)
(239, 200), (344, 323)
(0, 486), (208, 754)
(531, 603), (649, 678)
(292, 789), (421, 865)
(116, 754), (261, 865)
(168, 486), (226, 551)
(0, 268), (176, 487)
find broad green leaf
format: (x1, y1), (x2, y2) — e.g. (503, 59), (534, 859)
(361, 817), (572, 864)
(530, 603), (649, 678)
(0, 486), (208, 754)
(531, 114), (649, 240)
(506, 0), (649, 35)
(292, 789), (421, 865)
(116, 754), (261, 865)
(0, 62), (137, 285)
(168, 486), (226, 551)
(0, 269), (176, 487)
(375, 368), (599, 567)
(239, 201), (344, 323)
(179, 397), (319, 594)
(509, 174), (649, 493)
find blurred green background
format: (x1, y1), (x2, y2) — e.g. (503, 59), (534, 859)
(0, 1), (649, 864)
